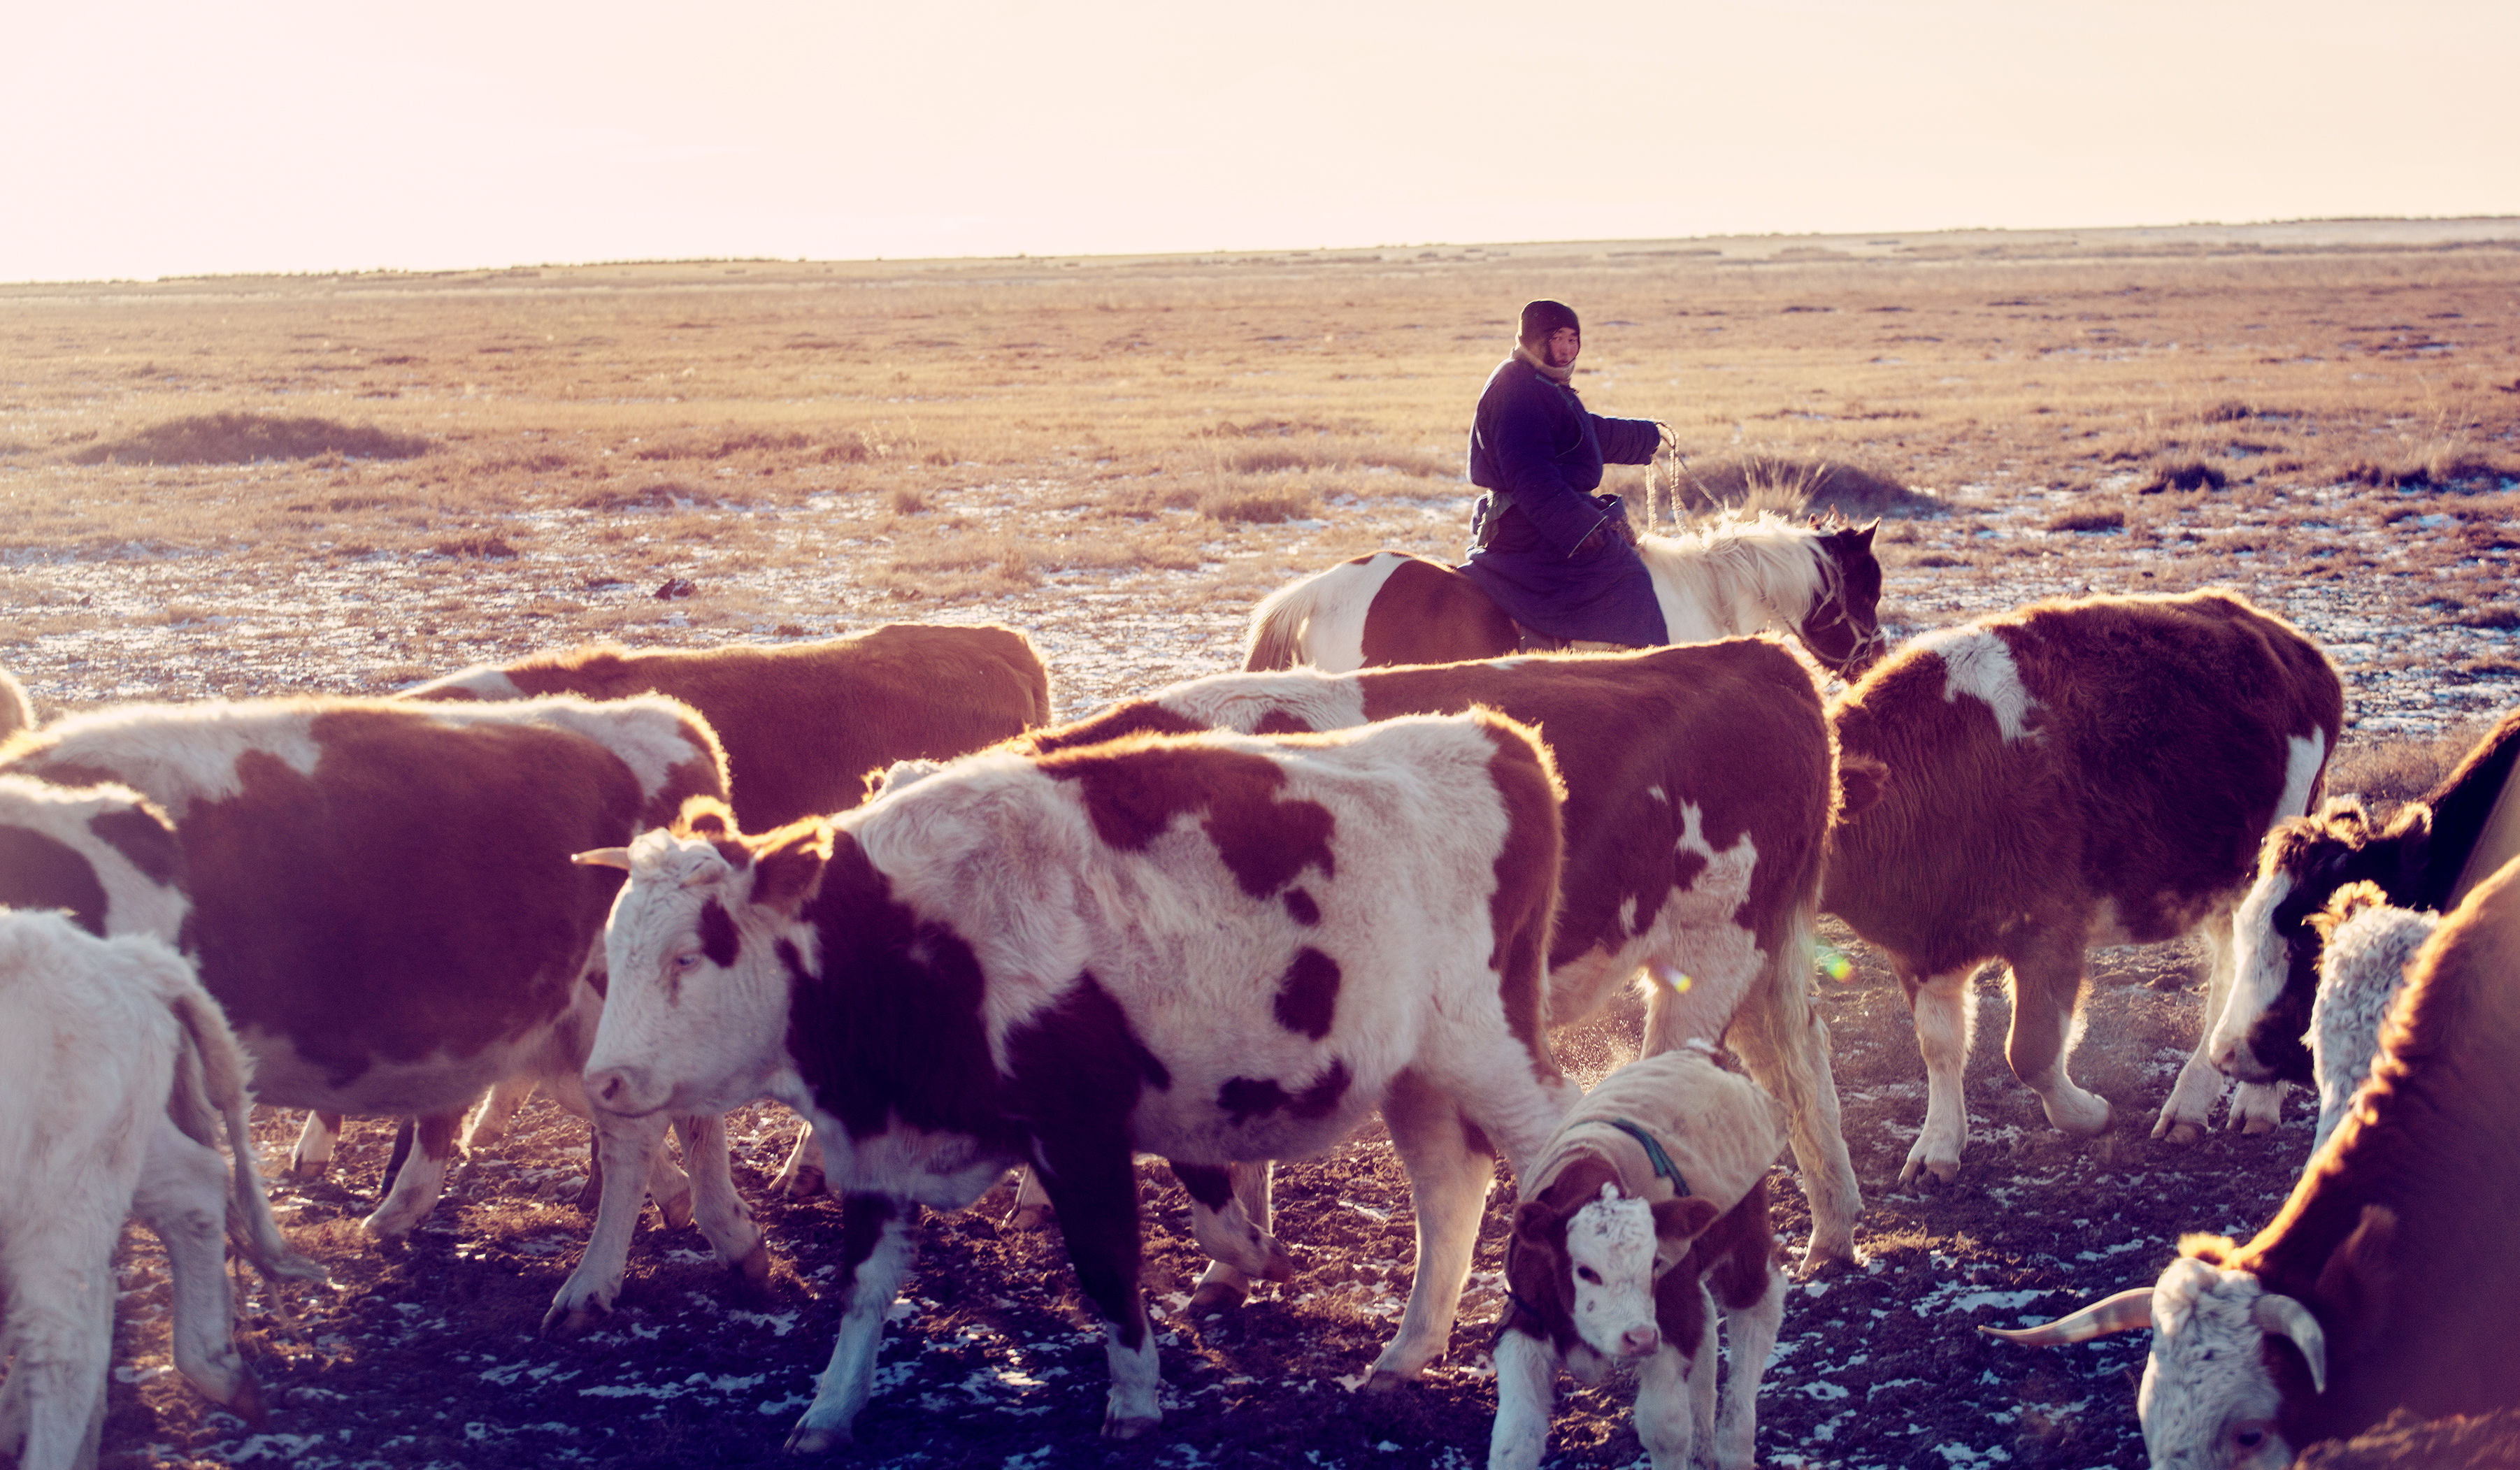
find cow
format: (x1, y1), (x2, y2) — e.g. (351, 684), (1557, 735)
(0, 694), (765, 1334)
(2301, 885), (2436, 1153)
(388, 623), (1054, 1192)
(946, 637), (1859, 1303)
(2208, 707), (2520, 1091)
(1490, 1048), (1789, 1470)
(1823, 590), (2344, 1183)
(0, 773), (312, 1281)
(1982, 853), (2520, 1467)
(570, 710), (1584, 1448)
(0, 909), (269, 1470)
(1243, 512), (1886, 679)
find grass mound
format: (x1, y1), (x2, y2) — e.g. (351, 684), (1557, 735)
(2137, 460), (2227, 494)
(70, 412), (428, 466)
(1666, 456), (1931, 521)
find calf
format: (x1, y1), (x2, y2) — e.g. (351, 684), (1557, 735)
(2303, 884), (2436, 1153)
(403, 622), (1053, 1189)
(2210, 707), (2520, 1088)
(1824, 591), (2342, 1183)
(1491, 1049), (1789, 1470)
(0, 909), (265, 1470)
(0, 694), (762, 1332)
(1986, 853), (2520, 1467)
(573, 711), (1583, 1446)
(917, 638), (1859, 1309)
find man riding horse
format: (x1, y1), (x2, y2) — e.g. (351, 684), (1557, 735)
(1461, 299), (1670, 649)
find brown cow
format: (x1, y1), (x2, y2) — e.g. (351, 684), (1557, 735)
(1824, 591), (2344, 1184)
(1989, 854), (2520, 1467)
(0, 694), (764, 1332)
(399, 623), (1052, 1190)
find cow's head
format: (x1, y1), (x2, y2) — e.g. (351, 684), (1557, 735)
(2213, 802), (2413, 1085)
(575, 798), (832, 1118)
(1797, 517), (1887, 679)
(1982, 1227), (2362, 1470)
(1507, 1176), (1721, 1369)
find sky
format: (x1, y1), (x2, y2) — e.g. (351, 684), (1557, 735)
(5, 0), (2515, 282)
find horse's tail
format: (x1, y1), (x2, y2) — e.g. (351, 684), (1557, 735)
(1243, 568), (1335, 670)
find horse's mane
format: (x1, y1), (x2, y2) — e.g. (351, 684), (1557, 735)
(1633, 510), (1826, 624)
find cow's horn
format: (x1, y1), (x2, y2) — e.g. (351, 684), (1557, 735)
(2251, 1292), (2328, 1394)
(1978, 1286), (2154, 1346)
(571, 847), (633, 870)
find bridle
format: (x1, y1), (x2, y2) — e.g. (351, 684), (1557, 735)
(1800, 536), (1885, 677)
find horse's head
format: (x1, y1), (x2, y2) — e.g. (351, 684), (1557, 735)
(1797, 517), (1886, 678)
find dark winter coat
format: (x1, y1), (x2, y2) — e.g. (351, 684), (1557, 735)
(1459, 354), (1666, 646)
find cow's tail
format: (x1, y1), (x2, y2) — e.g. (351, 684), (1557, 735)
(1730, 888), (1863, 1271)
(1242, 568), (1333, 670)
(163, 979), (329, 1282)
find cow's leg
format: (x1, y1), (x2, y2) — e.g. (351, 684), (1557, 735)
(1184, 1161), (1273, 1316)
(1487, 1328), (1557, 1470)
(1366, 1072), (1495, 1386)
(289, 1110), (341, 1179)
(1030, 1124), (1160, 1438)
(131, 1116), (260, 1421)
(672, 1114), (767, 1285)
(643, 1130), (694, 1231)
(1633, 1336), (1698, 1470)
(0, 1151), (129, 1470)
(1004, 1163), (1054, 1229)
(461, 1077), (536, 1151)
(1173, 1160), (1291, 1311)
(769, 1116), (826, 1198)
(2193, 909), (2289, 1134)
(1710, 1260), (1787, 1469)
(2005, 930), (2112, 1138)
(786, 1194), (914, 1454)
(1901, 967), (1976, 1184)
(1719, 925), (1862, 1271)
(543, 1107), (672, 1335)
(2158, 907), (2242, 1141)
(361, 1109), (462, 1239)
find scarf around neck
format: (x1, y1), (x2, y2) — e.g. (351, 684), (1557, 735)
(1514, 343), (1575, 386)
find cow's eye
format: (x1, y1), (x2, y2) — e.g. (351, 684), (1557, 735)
(672, 951), (703, 971)
(1575, 1266), (1602, 1285)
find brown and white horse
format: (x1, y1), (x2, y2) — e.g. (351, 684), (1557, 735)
(1242, 511), (1887, 677)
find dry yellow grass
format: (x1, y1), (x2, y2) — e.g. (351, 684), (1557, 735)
(1, 229), (2515, 733)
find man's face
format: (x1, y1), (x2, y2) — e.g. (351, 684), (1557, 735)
(1543, 326), (1581, 368)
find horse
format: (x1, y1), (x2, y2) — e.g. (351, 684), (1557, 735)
(1241, 511), (1887, 677)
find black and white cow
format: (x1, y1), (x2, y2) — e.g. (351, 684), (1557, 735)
(572, 711), (1582, 1448)
(2210, 707), (2520, 1089)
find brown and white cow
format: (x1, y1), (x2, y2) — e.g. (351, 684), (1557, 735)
(572, 712), (1583, 1448)
(1491, 1048), (1789, 1470)
(389, 623), (1053, 1188)
(954, 638), (1860, 1294)
(2300, 884), (2437, 1154)
(2209, 706), (2520, 1090)
(0, 909), (269, 1470)
(0, 694), (765, 1332)
(1824, 591), (2343, 1183)
(1986, 853), (2520, 1468)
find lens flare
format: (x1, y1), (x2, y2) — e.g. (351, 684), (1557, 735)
(1818, 943), (1854, 982)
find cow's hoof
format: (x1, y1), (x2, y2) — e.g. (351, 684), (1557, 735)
(1186, 1279), (1249, 1318)
(1356, 1368), (1419, 1395)
(656, 1187), (695, 1231)
(1896, 1158), (1957, 1187)
(288, 1157), (327, 1180)
(1798, 1240), (1859, 1278)
(783, 1420), (850, 1455)
(780, 1166), (825, 1200)
(2240, 1114), (2277, 1136)
(2159, 1120), (2203, 1145)
(1005, 1201), (1054, 1232)
(226, 1367), (268, 1429)
(1101, 1409), (1160, 1440)
(540, 1299), (610, 1339)
(733, 1240), (773, 1289)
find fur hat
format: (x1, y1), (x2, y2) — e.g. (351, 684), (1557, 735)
(1519, 298), (1581, 345)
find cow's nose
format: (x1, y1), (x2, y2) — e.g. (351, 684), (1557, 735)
(1621, 1325), (1660, 1357)
(586, 1066), (648, 1114)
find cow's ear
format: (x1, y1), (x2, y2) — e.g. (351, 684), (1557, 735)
(1651, 1197), (1721, 1245)
(2177, 1232), (2238, 1267)
(1837, 751), (1889, 823)
(750, 823), (833, 916)
(678, 795), (739, 840)
(1512, 1199), (1564, 1249)
(2391, 807), (2432, 892)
